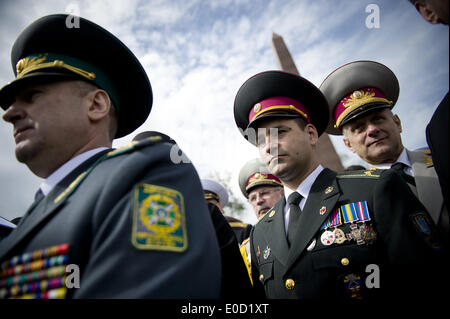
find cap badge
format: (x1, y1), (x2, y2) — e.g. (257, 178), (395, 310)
(248, 172), (267, 184)
(352, 90), (363, 99)
(253, 103), (262, 113)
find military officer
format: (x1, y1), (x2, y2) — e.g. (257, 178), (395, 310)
(201, 178), (252, 244)
(407, 0), (449, 215)
(238, 158), (284, 220)
(238, 158), (284, 284)
(0, 14), (221, 299)
(320, 60), (448, 247)
(233, 70), (446, 300)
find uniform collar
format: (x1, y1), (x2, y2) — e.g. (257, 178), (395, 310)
(284, 164), (324, 201)
(39, 147), (109, 196)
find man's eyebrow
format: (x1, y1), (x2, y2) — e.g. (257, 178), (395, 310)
(260, 125), (291, 130)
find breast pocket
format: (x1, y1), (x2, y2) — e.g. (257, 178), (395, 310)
(258, 261), (273, 285)
(311, 245), (377, 271)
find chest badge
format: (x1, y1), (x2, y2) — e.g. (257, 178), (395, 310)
(263, 246), (271, 260)
(320, 230), (335, 246)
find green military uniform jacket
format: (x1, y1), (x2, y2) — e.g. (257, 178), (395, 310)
(0, 137), (221, 298)
(407, 149), (448, 244)
(249, 168), (446, 301)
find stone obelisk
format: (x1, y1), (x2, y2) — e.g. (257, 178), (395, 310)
(271, 32), (344, 171)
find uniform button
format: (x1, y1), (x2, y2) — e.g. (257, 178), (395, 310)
(259, 274), (264, 282)
(341, 257), (350, 266)
(285, 278), (295, 290)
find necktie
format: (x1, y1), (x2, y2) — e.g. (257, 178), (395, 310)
(391, 162), (416, 186)
(287, 192), (303, 246)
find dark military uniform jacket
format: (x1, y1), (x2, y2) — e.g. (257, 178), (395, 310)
(249, 168), (446, 301)
(0, 137), (221, 299)
(225, 216), (252, 245)
(207, 204), (253, 298)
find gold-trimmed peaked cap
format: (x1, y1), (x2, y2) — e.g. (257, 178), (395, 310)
(233, 71), (330, 145)
(0, 14), (152, 138)
(238, 158), (283, 198)
(319, 60), (399, 135)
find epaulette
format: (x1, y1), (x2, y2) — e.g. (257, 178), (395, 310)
(54, 137), (166, 204)
(106, 135), (166, 159)
(420, 149), (433, 166)
(337, 167), (381, 179)
(229, 222), (249, 229)
(255, 208), (275, 225)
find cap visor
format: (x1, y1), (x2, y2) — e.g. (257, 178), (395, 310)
(0, 72), (81, 110)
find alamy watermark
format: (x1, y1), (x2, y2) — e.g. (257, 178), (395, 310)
(366, 4), (380, 29)
(65, 3), (80, 28)
(65, 264), (80, 289)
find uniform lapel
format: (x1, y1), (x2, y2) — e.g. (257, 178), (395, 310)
(407, 149), (443, 225)
(0, 150), (110, 260)
(285, 168), (340, 271)
(259, 198), (290, 266)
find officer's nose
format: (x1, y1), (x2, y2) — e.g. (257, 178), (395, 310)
(366, 123), (380, 137)
(256, 195), (265, 205)
(2, 103), (25, 124)
(263, 133), (279, 156)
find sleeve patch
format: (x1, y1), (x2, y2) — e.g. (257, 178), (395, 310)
(409, 211), (442, 251)
(131, 183), (188, 252)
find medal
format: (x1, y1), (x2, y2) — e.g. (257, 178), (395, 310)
(347, 224), (365, 245)
(320, 208), (342, 230)
(333, 228), (346, 244)
(320, 230), (335, 246)
(360, 224), (377, 244)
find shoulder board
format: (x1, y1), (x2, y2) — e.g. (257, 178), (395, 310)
(337, 168), (381, 179)
(54, 137), (166, 204)
(420, 149), (433, 166)
(420, 148), (431, 155)
(229, 222), (249, 229)
(106, 136), (168, 159)
(255, 208), (274, 225)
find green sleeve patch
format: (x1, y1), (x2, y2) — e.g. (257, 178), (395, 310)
(131, 183), (188, 252)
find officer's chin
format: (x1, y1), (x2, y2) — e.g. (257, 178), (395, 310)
(258, 207), (270, 217)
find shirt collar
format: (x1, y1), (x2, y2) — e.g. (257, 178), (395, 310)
(284, 165), (324, 201)
(369, 148), (411, 170)
(39, 147), (108, 196)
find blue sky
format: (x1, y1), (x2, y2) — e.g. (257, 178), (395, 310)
(0, 0), (448, 224)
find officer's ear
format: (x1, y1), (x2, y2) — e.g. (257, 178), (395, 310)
(342, 128), (355, 153)
(305, 123), (318, 147)
(343, 137), (355, 153)
(416, 2), (441, 24)
(392, 114), (402, 133)
(86, 89), (111, 122)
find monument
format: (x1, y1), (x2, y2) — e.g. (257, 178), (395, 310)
(271, 32), (344, 171)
